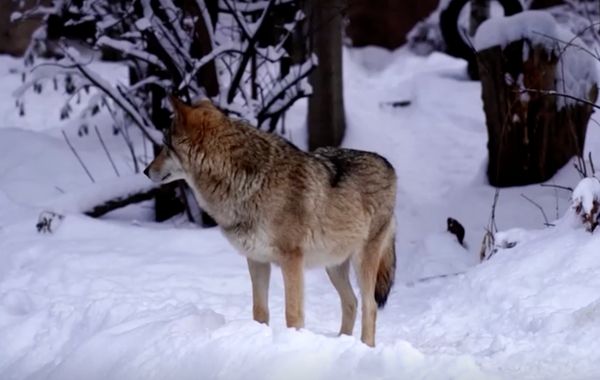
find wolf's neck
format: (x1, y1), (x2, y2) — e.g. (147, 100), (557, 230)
(185, 154), (264, 227)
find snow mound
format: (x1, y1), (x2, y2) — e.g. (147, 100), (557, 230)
(474, 11), (558, 51)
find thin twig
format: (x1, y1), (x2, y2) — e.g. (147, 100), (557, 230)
(490, 189), (500, 234)
(102, 97), (140, 174)
(94, 125), (120, 177)
(480, 189), (500, 262)
(540, 183), (574, 192)
(410, 271), (465, 285)
(521, 193), (553, 227)
(62, 129), (95, 183)
(517, 88), (600, 110)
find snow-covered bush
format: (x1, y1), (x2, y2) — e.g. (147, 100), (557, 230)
(571, 177), (600, 232)
(10, 0), (316, 222)
(12, 0), (316, 136)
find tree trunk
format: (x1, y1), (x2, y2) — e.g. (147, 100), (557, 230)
(478, 39), (598, 187)
(307, 0), (346, 150)
(191, 0), (219, 98)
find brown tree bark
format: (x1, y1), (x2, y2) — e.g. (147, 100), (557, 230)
(307, 0), (345, 150)
(478, 39), (598, 187)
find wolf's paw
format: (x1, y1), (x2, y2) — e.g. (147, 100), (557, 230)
(36, 211), (64, 234)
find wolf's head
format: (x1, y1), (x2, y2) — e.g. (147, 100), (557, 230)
(143, 97), (223, 184)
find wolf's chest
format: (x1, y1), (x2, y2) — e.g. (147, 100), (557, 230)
(222, 224), (357, 268)
(223, 227), (278, 263)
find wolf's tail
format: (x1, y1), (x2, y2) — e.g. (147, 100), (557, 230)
(374, 231), (396, 308)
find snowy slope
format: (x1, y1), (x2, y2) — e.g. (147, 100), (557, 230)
(1, 46), (600, 380)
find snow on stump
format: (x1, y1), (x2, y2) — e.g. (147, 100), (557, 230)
(474, 11), (598, 187)
(571, 177), (600, 232)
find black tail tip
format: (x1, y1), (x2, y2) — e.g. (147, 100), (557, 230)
(374, 282), (393, 309)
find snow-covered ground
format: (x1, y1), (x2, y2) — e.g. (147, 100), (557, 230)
(1, 46), (600, 379)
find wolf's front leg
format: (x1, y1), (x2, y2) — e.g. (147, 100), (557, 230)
(326, 259), (357, 335)
(247, 258), (271, 324)
(280, 251), (305, 329)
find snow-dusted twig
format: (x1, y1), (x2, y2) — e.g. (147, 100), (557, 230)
(94, 125), (120, 177)
(97, 36), (167, 70)
(62, 129), (95, 183)
(258, 55), (316, 123)
(480, 189), (500, 262)
(178, 43), (240, 91)
(102, 95), (140, 174)
(219, 0), (294, 13)
(224, 0), (277, 103)
(520, 193), (553, 227)
(540, 183), (574, 192)
(517, 88), (600, 110)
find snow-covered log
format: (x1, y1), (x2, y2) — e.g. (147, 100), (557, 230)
(475, 11), (598, 187)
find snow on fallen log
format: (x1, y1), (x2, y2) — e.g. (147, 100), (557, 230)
(42, 174), (158, 216)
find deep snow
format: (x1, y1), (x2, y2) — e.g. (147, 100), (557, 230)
(1, 45), (600, 380)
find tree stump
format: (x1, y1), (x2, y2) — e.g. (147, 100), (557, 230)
(475, 11), (598, 187)
(478, 37), (598, 187)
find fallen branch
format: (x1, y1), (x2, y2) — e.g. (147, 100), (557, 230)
(521, 193), (554, 227)
(84, 187), (162, 217)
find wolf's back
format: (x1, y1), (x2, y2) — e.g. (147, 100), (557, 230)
(312, 147), (395, 187)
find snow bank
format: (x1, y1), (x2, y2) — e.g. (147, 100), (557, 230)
(2, 46), (600, 379)
(474, 11), (598, 109)
(46, 174), (156, 214)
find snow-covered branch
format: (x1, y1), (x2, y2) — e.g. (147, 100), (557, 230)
(61, 47), (160, 145)
(97, 36), (167, 70)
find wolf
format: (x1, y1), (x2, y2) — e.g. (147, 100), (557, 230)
(144, 98), (397, 347)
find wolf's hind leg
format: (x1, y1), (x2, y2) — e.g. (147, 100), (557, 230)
(326, 259), (357, 336)
(354, 223), (390, 347)
(280, 250), (305, 329)
(247, 258), (271, 324)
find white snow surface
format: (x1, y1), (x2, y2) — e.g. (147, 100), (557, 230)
(1, 46), (600, 379)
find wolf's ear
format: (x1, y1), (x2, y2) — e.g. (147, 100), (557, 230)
(169, 95), (192, 116)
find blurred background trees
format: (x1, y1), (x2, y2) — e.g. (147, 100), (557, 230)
(4, 0), (600, 220)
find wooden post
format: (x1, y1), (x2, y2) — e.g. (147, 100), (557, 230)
(478, 39), (598, 187)
(307, 0), (346, 150)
